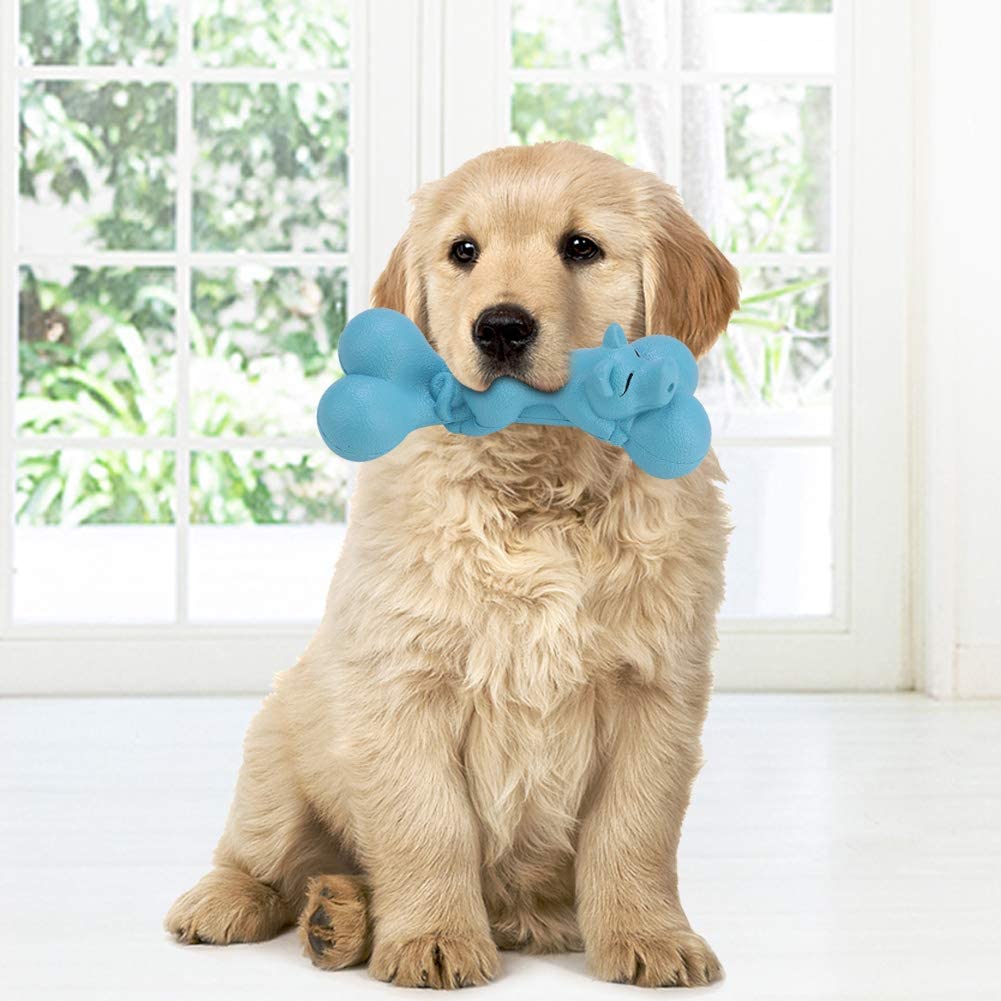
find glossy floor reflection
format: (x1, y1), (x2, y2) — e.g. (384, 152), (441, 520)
(2, 694), (998, 1000)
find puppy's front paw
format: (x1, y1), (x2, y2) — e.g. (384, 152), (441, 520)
(369, 931), (500, 989)
(588, 928), (722, 988)
(165, 868), (291, 945)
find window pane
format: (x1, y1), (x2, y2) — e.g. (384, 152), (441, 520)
(717, 446), (832, 618)
(19, 0), (177, 66)
(684, 83), (831, 253)
(511, 84), (637, 162)
(188, 450), (350, 623)
(190, 449), (348, 525)
(193, 0), (349, 68)
(702, 266), (831, 436)
(510, 82), (831, 257)
(512, 2), (834, 75)
(512, 0), (629, 70)
(192, 83), (348, 252)
(684, 11), (835, 73)
(13, 450), (176, 623)
(18, 266), (176, 438)
(19, 82), (176, 253)
(190, 266), (346, 438)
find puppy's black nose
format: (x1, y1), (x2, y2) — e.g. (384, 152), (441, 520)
(472, 304), (537, 363)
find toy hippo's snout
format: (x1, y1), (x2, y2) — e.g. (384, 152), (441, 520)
(656, 362), (677, 403)
(585, 351), (680, 420)
(629, 357), (679, 407)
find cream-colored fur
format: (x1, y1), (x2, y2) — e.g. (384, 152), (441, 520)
(166, 142), (739, 989)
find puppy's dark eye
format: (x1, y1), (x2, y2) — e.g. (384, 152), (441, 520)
(562, 234), (602, 264)
(449, 239), (479, 267)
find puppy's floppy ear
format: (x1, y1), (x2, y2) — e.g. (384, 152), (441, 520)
(370, 231), (428, 333)
(640, 182), (740, 358)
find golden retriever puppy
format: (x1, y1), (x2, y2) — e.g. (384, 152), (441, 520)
(166, 141), (739, 989)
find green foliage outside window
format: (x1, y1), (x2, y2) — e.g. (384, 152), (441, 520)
(17, 1), (351, 528)
(16, 0), (833, 528)
(511, 0), (834, 410)
(19, 0), (177, 65)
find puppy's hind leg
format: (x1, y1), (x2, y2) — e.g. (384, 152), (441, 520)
(299, 874), (372, 970)
(166, 692), (344, 946)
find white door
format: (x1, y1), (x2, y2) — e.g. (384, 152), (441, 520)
(432, 0), (911, 689)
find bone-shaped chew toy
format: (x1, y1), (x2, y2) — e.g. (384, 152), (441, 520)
(316, 308), (711, 479)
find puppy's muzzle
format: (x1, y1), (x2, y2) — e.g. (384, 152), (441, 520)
(472, 303), (537, 365)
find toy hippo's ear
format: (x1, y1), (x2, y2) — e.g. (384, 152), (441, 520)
(602, 323), (628, 349)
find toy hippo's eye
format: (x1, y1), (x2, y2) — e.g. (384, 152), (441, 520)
(561, 233), (602, 264)
(449, 239), (479, 267)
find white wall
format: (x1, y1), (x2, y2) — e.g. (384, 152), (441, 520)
(915, 1), (1001, 696)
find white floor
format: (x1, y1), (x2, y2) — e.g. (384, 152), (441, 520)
(2, 695), (999, 1001)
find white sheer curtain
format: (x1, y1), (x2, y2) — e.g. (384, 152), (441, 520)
(618, 0), (726, 235)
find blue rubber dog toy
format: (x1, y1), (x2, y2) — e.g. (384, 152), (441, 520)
(316, 308), (711, 479)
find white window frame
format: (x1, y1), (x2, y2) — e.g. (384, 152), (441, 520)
(0, 0), (421, 691)
(0, 0), (910, 694)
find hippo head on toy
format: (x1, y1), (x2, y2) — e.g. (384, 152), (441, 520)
(584, 324), (680, 420)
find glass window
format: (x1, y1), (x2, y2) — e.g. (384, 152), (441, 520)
(510, 0), (838, 617)
(12, 1), (354, 625)
(14, 449), (177, 623)
(19, 0), (178, 66)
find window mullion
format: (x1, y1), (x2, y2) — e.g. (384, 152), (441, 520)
(355, 0), (422, 292)
(15, 65), (351, 85)
(174, 0), (195, 626)
(440, 0), (508, 173)
(18, 251), (351, 269)
(347, 0), (368, 316)
(508, 69), (836, 87)
(0, 2), (19, 636)
(10, 435), (326, 452)
(665, 0), (683, 187)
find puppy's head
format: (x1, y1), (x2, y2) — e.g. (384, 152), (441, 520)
(372, 142), (738, 392)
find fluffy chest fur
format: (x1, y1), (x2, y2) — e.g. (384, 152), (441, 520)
(463, 694), (595, 865)
(322, 425), (728, 859)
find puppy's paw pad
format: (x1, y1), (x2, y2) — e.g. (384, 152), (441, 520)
(299, 874), (370, 971)
(588, 929), (722, 988)
(370, 932), (500, 989)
